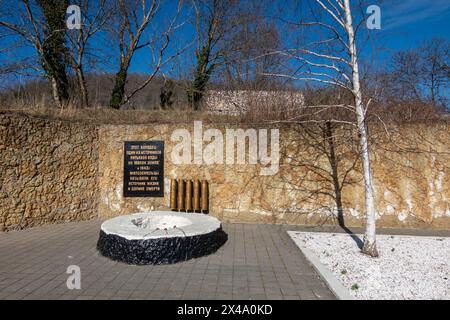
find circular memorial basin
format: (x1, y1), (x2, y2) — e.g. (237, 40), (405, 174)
(97, 211), (227, 265)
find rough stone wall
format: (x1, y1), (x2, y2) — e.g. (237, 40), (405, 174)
(0, 112), (99, 231)
(204, 90), (304, 116)
(1, 112), (448, 231)
(98, 123), (450, 229)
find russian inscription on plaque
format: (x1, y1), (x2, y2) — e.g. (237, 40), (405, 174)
(123, 141), (164, 197)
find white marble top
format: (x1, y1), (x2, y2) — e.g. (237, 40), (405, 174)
(101, 211), (222, 240)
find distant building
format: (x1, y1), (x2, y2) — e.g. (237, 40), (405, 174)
(203, 90), (304, 116)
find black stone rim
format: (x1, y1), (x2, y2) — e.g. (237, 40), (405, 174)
(97, 228), (228, 265)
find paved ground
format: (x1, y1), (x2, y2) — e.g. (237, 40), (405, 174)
(0, 221), (335, 300)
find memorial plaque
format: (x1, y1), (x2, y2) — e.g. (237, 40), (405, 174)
(123, 141), (164, 197)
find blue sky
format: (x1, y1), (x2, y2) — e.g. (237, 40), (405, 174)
(373, 0), (450, 55)
(0, 0), (449, 86)
(129, 0), (450, 78)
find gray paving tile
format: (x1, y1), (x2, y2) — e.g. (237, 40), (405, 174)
(0, 221), (336, 300)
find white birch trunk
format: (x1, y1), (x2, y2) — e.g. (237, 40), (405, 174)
(343, 0), (378, 257)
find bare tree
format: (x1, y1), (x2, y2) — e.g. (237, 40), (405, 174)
(391, 38), (449, 106)
(66, 0), (114, 107)
(421, 38), (449, 105)
(391, 51), (422, 101)
(187, 0), (241, 110)
(108, 0), (183, 109)
(0, 0), (70, 107)
(222, 9), (285, 89)
(265, 0), (379, 256)
(0, 28), (36, 81)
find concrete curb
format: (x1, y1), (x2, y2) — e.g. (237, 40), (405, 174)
(287, 231), (355, 300)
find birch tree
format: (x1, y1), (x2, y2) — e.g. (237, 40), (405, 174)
(264, 0), (379, 256)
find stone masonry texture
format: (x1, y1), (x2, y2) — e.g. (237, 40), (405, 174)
(98, 123), (450, 229)
(1, 112), (449, 231)
(0, 112), (99, 231)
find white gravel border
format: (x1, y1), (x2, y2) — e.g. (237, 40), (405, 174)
(288, 231), (450, 300)
(288, 233), (354, 300)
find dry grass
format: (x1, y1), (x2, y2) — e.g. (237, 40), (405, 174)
(0, 103), (310, 127)
(0, 104), (241, 125)
(1, 102), (448, 127)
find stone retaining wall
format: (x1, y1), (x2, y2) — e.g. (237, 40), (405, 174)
(1, 112), (449, 230)
(98, 122), (450, 229)
(0, 112), (99, 231)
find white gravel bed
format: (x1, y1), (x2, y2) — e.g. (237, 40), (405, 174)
(288, 231), (450, 300)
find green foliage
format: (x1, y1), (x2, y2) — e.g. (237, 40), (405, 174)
(160, 79), (175, 110)
(109, 67), (128, 109)
(37, 0), (70, 104)
(187, 44), (215, 110)
(351, 284), (359, 290)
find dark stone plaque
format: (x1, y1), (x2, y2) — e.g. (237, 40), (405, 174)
(123, 141), (164, 197)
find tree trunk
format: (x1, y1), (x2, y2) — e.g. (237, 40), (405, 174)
(38, 0), (70, 108)
(109, 65), (128, 109)
(75, 66), (88, 107)
(430, 72), (436, 104)
(50, 76), (61, 108)
(188, 44), (213, 111)
(343, 0), (378, 257)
